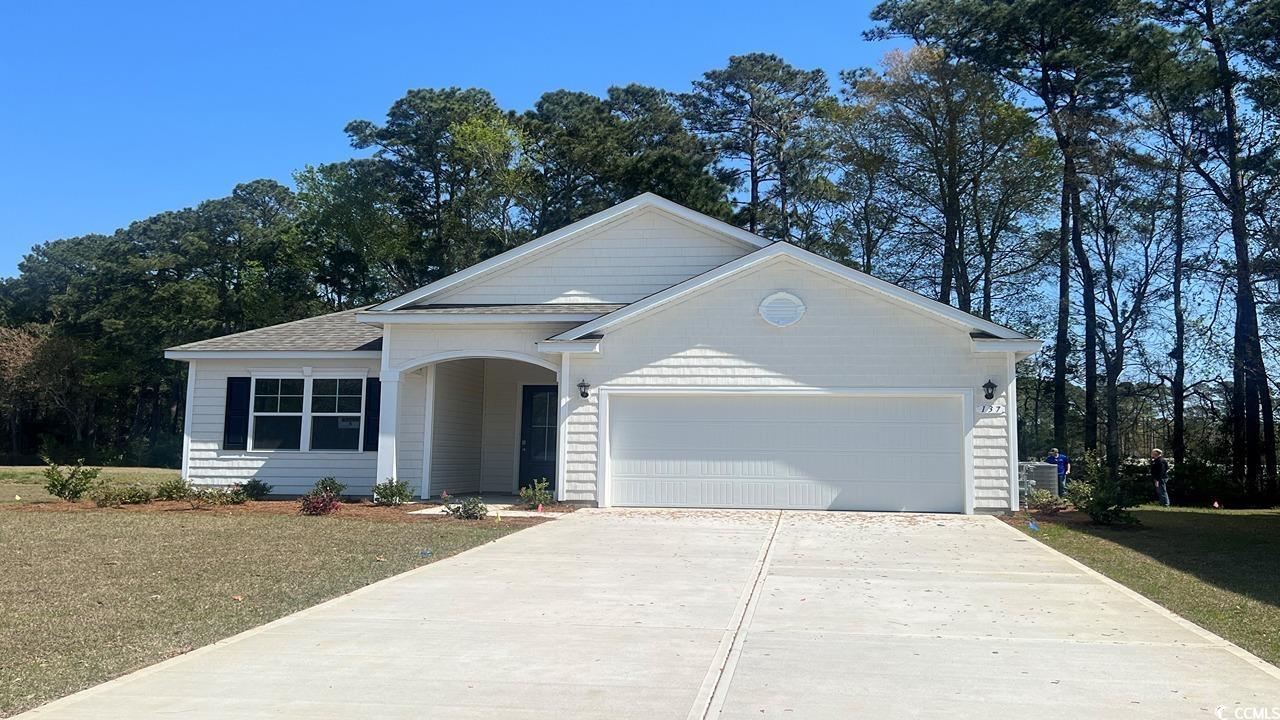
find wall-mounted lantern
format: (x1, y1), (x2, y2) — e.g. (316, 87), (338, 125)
(983, 379), (998, 400)
(577, 379), (591, 399)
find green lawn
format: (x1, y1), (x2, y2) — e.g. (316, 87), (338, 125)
(1009, 506), (1280, 667)
(0, 507), (538, 717)
(0, 465), (180, 504)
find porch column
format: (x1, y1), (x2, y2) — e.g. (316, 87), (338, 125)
(375, 371), (400, 482)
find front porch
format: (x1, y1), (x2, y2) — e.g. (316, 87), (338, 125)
(375, 355), (563, 500)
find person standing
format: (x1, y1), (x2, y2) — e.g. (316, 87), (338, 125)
(1151, 448), (1170, 506)
(1046, 448), (1071, 495)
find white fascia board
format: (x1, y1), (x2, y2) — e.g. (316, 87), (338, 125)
(971, 338), (1044, 356)
(554, 243), (1031, 341)
(535, 339), (602, 354)
(164, 350), (383, 361)
(356, 311), (606, 326)
(368, 193), (771, 312)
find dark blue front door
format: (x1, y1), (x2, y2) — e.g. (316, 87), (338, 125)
(518, 385), (557, 491)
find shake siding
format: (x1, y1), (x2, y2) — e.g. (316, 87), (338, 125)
(434, 208), (751, 304)
(429, 359), (485, 494)
(561, 258), (1013, 511)
(185, 358), (380, 495)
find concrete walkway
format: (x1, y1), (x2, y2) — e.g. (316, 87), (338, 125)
(20, 510), (1280, 719)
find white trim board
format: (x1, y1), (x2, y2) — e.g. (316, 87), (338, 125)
(369, 193), (771, 312)
(593, 385), (976, 514)
(165, 351), (382, 361)
(554, 243), (1030, 342)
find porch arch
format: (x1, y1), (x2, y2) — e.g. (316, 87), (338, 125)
(392, 350), (560, 377)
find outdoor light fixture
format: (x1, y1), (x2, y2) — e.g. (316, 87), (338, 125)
(577, 379), (591, 399)
(983, 379), (998, 400)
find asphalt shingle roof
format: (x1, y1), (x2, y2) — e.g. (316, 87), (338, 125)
(167, 308), (383, 353)
(395, 303), (626, 314)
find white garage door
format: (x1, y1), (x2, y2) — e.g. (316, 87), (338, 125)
(607, 394), (965, 512)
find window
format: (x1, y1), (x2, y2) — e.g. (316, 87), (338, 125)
(252, 378), (303, 450)
(310, 378), (363, 451)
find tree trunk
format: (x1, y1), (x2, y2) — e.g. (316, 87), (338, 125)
(1053, 175), (1071, 451)
(1171, 163), (1187, 468)
(1067, 169), (1099, 452)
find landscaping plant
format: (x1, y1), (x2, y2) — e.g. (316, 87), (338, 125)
(153, 477), (192, 501)
(89, 483), (154, 508)
(1065, 477), (1138, 525)
(312, 476), (347, 498)
(1026, 488), (1068, 516)
(518, 478), (553, 509)
(240, 478), (273, 500)
(372, 478), (412, 506)
(40, 456), (102, 502)
(443, 495), (487, 520)
(299, 491), (342, 516)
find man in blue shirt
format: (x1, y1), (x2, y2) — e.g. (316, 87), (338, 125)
(1046, 448), (1071, 495)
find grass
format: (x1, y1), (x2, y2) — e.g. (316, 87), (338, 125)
(0, 504), (539, 717)
(0, 465), (180, 504)
(1008, 505), (1280, 667)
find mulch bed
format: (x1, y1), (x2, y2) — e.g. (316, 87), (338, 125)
(0, 499), (547, 525)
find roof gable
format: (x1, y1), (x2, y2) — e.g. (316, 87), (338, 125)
(371, 194), (770, 311)
(552, 243), (1032, 342)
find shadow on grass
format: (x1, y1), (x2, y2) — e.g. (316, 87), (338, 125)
(1065, 507), (1280, 609)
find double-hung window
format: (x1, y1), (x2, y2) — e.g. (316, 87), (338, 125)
(310, 378), (364, 451)
(252, 378), (304, 450)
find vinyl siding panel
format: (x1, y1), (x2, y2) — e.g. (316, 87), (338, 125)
(429, 359), (485, 494)
(185, 358), (381, 495)
(435, 208), (752, 304)
(562, 258), (1015, 512)
(479, 359), (557, 493)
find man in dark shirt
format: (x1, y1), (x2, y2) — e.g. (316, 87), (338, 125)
(1151, 448), (1170, 506)
(1046, 448), (1071, 495)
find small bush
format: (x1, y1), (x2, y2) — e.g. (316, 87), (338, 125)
(226, 484), (250, 505)
(90, 483), (154, 508)
(41, 456), (102, 502)
(443, 495), (487, 520)
(518, 478), (553, 509)
(312, 476), (347, 498)
(372, 478), (412, 506)
(240, 478), (273, 500)
(154, 477), (193, 501)
(187, 486), (240, 510)
(299, 491), (342, 516)
(1027, 488), (1067, 516)
(1066, 477), (1138, 525)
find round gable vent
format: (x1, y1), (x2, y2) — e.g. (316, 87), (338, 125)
(759, 291), (806, 327)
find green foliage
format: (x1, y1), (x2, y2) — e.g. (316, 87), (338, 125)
(312, 477), (347, 498)
(518, 478), (553, 509)
(186, 486), (241, 509)
(1027, 488), (1068, 516)
(1172, 457), (1240, 507)
(1065, 478), (1138, 526)
(89, 483), (154, 508)
(41, 456), (102, 501)
(443, 495), (487, 520)
(153, 477), (193, 501)
(240, 479), (273, 500)
(372, 478), (412, 506)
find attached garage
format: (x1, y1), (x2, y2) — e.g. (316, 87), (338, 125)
(602, 392), (970, 513)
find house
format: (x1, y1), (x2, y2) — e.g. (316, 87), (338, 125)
(165, 194), (1041, 513)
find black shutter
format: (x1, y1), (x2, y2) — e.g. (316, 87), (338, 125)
(223, 377), (251, 450)
(363, 377), (381, 451)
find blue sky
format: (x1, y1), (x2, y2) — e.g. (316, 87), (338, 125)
(0, 1), (901, 277)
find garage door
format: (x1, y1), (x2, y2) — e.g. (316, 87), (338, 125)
(607, 394), (965, 512)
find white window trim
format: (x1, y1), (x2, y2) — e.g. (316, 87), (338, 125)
(245, 368), (372, 453)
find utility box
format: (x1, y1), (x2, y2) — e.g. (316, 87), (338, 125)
(1019, 461), (1061, 506)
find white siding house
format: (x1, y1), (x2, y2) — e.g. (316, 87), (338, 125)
(167, 193), (1040, 512)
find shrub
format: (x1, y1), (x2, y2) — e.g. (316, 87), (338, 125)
(187, 486), (240, 509)
(41, 456), (102, 502)
(299, 491), (342, 516)
(154, 477), (193, 501)
(518, 478), (553, 509)
(372, 478), (412, 506)
(1173, 457), (1240, 507)
(90, 483), (154, 508)
(312, 476), (347, 498)
(443, 495), (487, 520)
(1027, 488), (1067, 516)
(240, 478), (273, 500)
(226, 484), (250, 505)
(1065, 477), (1138, 525)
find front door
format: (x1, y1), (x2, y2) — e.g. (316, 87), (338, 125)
(518, 385), (557, 491)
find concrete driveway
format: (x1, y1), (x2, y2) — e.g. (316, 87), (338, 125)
(21, 510), (1280, 719)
